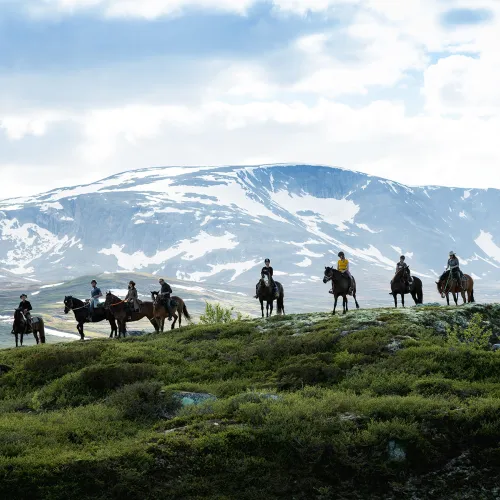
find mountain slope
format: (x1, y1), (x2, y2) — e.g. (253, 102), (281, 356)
(1, 165), (499, 294)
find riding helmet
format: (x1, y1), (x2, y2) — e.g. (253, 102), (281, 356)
(338, 252), (345, 258)
(400, 255), (405, 260)
(20, 294), (27, 299)
(265, 258), (270, 263)
(449, 251), (454, 256)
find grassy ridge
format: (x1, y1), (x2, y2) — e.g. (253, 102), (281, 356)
(0, 304), (500, 499)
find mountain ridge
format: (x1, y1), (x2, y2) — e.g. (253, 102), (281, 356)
(1, 164), (499, 296)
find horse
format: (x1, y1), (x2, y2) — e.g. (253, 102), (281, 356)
(151, 291), (191, 330)
(256, 274), (285, 318)
(390, 267), (423, 308)
(63, 296), (118, 340)
(104, 292), (160, 337)
(11, 308), (46, 347)
(436, 271), (475, 306)
(323, 267), (360, 315)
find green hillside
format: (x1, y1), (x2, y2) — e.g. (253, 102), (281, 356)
(1, 304), (500, 499)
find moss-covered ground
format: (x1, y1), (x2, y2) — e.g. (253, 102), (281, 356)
(1, 304), (500, 499)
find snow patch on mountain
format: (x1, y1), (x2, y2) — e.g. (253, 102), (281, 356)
(99, 231), (239, 269)
(475, 231), (500, 263)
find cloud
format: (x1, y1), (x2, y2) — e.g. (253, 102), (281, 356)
(2, 0), (500, 200)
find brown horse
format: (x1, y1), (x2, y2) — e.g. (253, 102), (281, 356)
(151, 291), (191, 330)
(104, 292), (160, 337)
(12, 308), (46, 347)
(436, 271), (475, 306)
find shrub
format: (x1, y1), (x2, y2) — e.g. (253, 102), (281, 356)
(199, 302), (243, 325)
(107, 381), (181, 421)
(447, 313), (492, 350)
(33, 363), (158, 409)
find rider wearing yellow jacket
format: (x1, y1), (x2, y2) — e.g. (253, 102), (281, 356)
(337, 252), (353, 293)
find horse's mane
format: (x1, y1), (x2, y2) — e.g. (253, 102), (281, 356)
(65, 296), (85, 307)
(106, 292), (121, 301)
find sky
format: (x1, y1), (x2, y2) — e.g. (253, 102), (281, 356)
(0, 0), (499, 199)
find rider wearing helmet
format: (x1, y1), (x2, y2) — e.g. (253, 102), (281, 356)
(254, 258), (278, 298)
(337, 252), (353, 294)
(447, 251), (464, 290)
(392, 255), (411, 287)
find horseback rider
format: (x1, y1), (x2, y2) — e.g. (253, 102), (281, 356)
(254, 258), (279, 298)
(336, 252), (353, 294)
(392, 255), (411, 287)
(158, 278), (174, 321)
(446, 251), (464, 290)
(125, 280), (142, 312)
(18, 294), (33, 333)
(88, 280), (102, 322)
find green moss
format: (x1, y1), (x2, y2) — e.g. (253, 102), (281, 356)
(0, 304), (499, 499)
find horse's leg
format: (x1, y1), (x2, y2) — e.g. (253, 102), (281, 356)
(260, 299), (264, 318)
(270, 300), (274, 317)
(15, 333), (18, 348)
(353, 292), (360, 309)
(34, 330), (39, 345)
(171, 314), (178, 330)
(78, 322), (85, 341)
(343, 295), (347, 315)
(401, 293), (405, 308)
(393, 293), (397, 308)
(333, 295), (338, 315)
(20, 332), (24, 346)
(454, 292), (459, 306)
(178, 308), (182, 329)
(461, 291), (466, 304)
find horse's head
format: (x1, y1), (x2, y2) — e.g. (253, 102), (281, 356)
(435, 279), (445, 298)
(323, 266), (334, 283)
(261, 273), (271, 288)
(104, 291), (116, 308)
(151, 291), (160, 305)
(63, 296), (73, 314)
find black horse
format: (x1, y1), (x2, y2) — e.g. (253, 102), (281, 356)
(11, 308), (46, 347)
(256, 273), (285, 318)
(390, 267), (423, 308)
(323, 267), (360, 315)
(63, 296), (118, 340)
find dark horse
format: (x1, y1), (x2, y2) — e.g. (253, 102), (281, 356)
(63, 296), (117, 340)
(104, 292), (160, 337)
(390, 267), (423, 308)
(151, 291), (191, 331)
(323, 267), (360, 315)
(256, 273), (285, 318)
(11, 308), (46, 347)
(436, 270), (475, 306)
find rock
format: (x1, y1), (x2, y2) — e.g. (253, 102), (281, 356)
(173, 391), (217, 407)
(492, 344), (500, 351)
(388, 439), (406, 462)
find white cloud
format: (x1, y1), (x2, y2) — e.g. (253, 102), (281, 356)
(3, 0), (500, 199)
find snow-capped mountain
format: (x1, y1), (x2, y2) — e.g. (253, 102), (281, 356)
(1, 164), (500, 291)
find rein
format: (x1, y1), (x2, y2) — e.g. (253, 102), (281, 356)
(108, 300), (126, 307)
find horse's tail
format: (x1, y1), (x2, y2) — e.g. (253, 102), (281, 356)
(470, 288), (475, 303)
(417, 285), (423, 304)
(38, 319), (46, 344)
(277, 286), (285, 315)
(182, 303), (191, 321)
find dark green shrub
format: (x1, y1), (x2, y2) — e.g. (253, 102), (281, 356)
(107, 381), (181, 421)
(34, 363), (158, 409)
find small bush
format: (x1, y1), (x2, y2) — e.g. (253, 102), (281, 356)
(199, 302), (243, 325)
(447, 313), (492, 350)
(107, 381), (181, 421)
(34, 363), (158, 409)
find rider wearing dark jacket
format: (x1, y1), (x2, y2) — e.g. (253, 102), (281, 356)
(158, 279), (174, 320)
(392, 256), (411, 287)
(254, 259), (278, 298)
(18, 294), (32, 332)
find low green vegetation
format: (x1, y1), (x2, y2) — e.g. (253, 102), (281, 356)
(0, 304), (500, 499)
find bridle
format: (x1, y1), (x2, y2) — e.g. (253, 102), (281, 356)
(64, 297), (87, 313)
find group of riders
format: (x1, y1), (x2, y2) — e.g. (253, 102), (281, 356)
(14, 251), (466, 334)
(14, 278), (176, 335)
